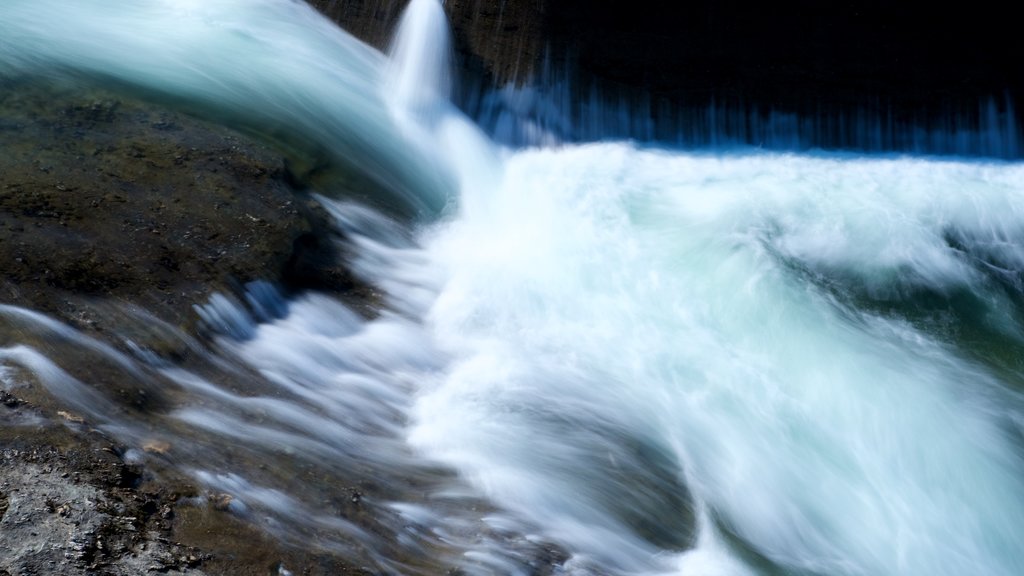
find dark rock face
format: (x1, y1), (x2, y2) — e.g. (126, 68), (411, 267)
(0, 80), (357, 334)
(541, 1), (1022, 113)
(442, 0), (547, 84)
(310, 0), (405, 50)
(319, 0), (1021, 106)
(545, 3), (1013, 93)
(314, 0), (1022, 152)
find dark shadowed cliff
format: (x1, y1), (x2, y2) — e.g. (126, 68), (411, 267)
(313, 0), (1022, 154)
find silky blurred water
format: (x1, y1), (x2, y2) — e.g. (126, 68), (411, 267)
(1, 1), (1023, 575)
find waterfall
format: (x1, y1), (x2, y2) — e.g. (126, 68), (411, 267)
(387, 0), (453, 115)
(1, 1), (1023, 575)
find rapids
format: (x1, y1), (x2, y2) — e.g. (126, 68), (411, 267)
(1, 1), (1023, 575)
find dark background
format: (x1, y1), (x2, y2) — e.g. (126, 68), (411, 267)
(543, 1), (1022, 109)
(315, 0), (1022, 151)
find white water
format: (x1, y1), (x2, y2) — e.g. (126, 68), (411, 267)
(2, 1), (1024, 575)
(412, 149), (1024, 574)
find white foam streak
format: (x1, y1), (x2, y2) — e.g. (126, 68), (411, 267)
(190, 470), (374, 549)
(0, 345), (113, 417)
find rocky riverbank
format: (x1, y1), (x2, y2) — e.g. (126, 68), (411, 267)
(318, 0), (1023, 112)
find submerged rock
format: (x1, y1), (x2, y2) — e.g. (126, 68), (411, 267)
(0, 400), (208, 576)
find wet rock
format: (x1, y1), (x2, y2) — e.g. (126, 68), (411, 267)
(0, 422), (207, 576)
(0, 80), (360, 338)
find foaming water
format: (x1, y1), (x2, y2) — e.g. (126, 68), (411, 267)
(408, 148), (1024, 575)
(5, 150), (1022, 575)
(1, 1), (1023, 575)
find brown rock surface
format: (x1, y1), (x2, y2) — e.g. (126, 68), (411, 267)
(0, 79), (364, 336)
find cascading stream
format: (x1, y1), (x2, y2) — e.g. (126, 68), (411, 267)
(412, 147), (1024, 575)
(0, 1), (1022, 575)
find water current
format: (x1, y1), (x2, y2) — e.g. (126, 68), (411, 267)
(1, 1), (1022, 574)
